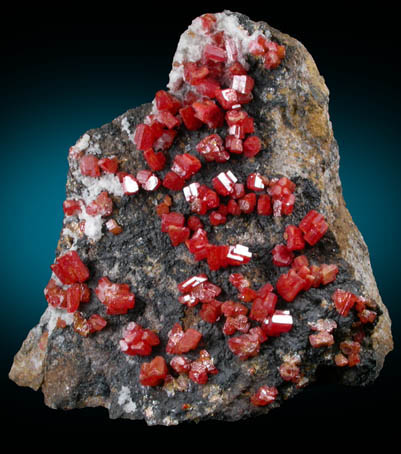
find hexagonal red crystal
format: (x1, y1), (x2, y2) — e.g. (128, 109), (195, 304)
(262, 310), (293, 336)
(250, 386), (278, 406)
(120, 321), (160, 356)
(166, 323), (202, 355)
(86, 191), (113, 217)
(51, 251), (90, 285)
(80, 154), (100, 177)
(299, 210), (328, 246)
(95, 276), (135, 315)
(98, 157), (118, 174)
(162, 171), (186, 191)
(140, 356), (168, 386)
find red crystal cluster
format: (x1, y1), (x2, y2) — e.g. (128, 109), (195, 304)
(46, 13), (379, 407)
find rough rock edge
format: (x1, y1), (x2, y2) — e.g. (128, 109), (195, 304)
(9, 12), (393, 424)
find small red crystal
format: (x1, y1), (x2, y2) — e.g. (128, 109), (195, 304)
(170, 355), (192, 374)
(261, 310), (293, 336)
(223, 314), (250, 335)
(216, 88), (239, 110)
(120, 321), (160, 356)
(44, 279), (66, 309)
(140, 356), (168, 386)
(209, 211), (227, 226)
(203, 44), (227, 63)
(250, 292), (277, 322)
(250, 386), (278, 406)
(225, 135), (243, 154)
(162, 171), (186, 191)
(284, 225), (305, 251)
(80, 154), (100, 177)
(155, 90), (181, 114)
(299, 210), (328, 246)
(66, 283), (90, 313)
(171, 153), (202, 180)
(231, 74), (255, 95)
(179, 105), (203, 130)
(143, 148), (166, 172)
(192, 100), (224, 129)
(271, 244), (294, 267)
(332, 289), (357, 317)
(228, 332), (261, 360)
(98, 157), (118, 174)
(161, 212), (185, 232)
(95, 276), (135, 315)
(88, 314), (107, 333)
(188, 350), (218, 384)
(136, 169), (161, 191)
(199, 300), (222, 324)
(221, 300), (248, 317)
(257, 194), (272, 216)
(63, 199), (82, 216)
(247, 173), (266, 191)
(51, 251), (90, 285)
(243, 135), (262, 158)
(133, 123), (155, 151)
(227, 199), (241, 216)
(166, 323), (202, 354)
(309, 331), (335, 348)
(86, 191), (113, 217)
(212, 171), (238, 196)
(238, 193), (257, 214)
(153, 129), (177, 151)
(167, 225), (190, 246)
(276, 270), (305, 302)
(105, 218), (123, 235)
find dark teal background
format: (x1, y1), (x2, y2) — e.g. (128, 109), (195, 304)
(1, 4), (400, 442)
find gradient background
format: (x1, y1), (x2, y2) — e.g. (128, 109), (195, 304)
(1, 4), (400, 442)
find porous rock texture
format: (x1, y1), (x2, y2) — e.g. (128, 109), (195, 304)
(9, 11), (393, 425)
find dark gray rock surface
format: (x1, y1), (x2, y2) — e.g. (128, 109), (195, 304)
(9, 11), (393, 425)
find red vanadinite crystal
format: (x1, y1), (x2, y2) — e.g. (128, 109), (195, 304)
(271, 244), (294, 267)
(262, 310), (293, 336)
(332, 289), (357, 317)
(161, 212), (185, 232)
(155, 90), (182, 114)
(223, 314), (250, 335)
(119, 321), (160, 356)
(140, 356), (168, 386)
(133, 123), (155, 151)
(232, 183), (246, 200)
(170, 355), (192, 374)
(228, 332), (261, 360)
(196, 134), (229, 162)
(250, 386), (278, 406)
(238, 287), (258, 302)
(216, 88), (239, 110)
(136, 170), (161, 191)
(51, 251), (90, 285)
(238, 193), (257, 214)
(143, 148), (166, 172)
(284, 225), (305, 251)
(80, 154), (101, 177)
(257, 194), (272, 215)
(95, 277), (135, 315)
(86, 191), (113, 217)
(320, 264), (339, 285)
(98, 157), (118, 174)
(88, 314), (107, 333)
(44, 279), (66, 309)
(166, 323), (202, 355)
(209, 211), (227, 226)
(186, 228), (210, 261)
(299, 210), (328, 246)
(184, 62), (209, 85)
(66, 283), (90, 313)
(276, 270), (305, 302)
(203, 44), (227, 63)
(179, 105), (203, 131)
(188, 350), (218, 384)
(309, 331), (335, 348)
(187, 215), (203, 231)
(247, 173), (266, 191)
(153, 129), (177, 152)
(163, 171), (186, 191)
(229, 273), (250, 290)
(227, 199), (241, 216)
(339, 340), (361, 367)
(212, 171), (238, 196)
(231, 74), (255, 95)
(178, 274), (208, 294)
(171, 154), (202, 180)
(221, 300), (248, 317)
(279, 358), (301, 383)
(105, 218), (123, 235)
(63, 199), (82, 216)
(200, 13), (216, 32)
(200, 300), (222, 323)
(243, 135), (262, 158)
(192, 100), (224, 129)
(250, 292), (277, 322)
(167, 225), (190, 246)
(225, 135), (243, 154)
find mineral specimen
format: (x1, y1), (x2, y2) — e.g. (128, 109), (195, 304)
(9, 10), (393, 425)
